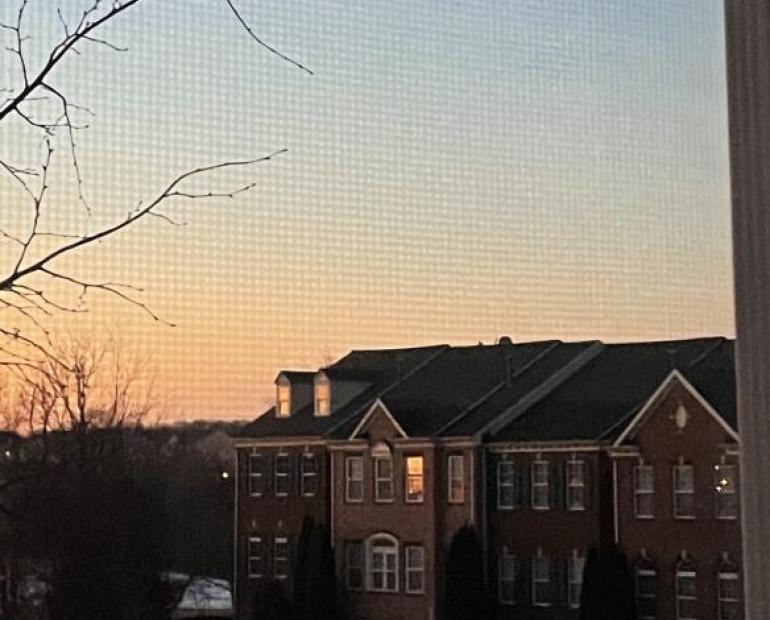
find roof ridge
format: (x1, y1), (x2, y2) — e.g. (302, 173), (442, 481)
(431, 341), (562, 437)
(476, 341), (605, 440)
(322, 344), (450, 437)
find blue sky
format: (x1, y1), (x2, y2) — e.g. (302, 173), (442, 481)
(0, 0), (732, 418)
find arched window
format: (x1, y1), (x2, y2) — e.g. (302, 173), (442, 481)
(675, 555), (697, 620)
(635, 554), (657, 620)
(717, 556), (742, 620)
(366, 533), (399, 592)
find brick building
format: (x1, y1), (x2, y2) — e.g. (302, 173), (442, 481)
(233, 337), (742, 620)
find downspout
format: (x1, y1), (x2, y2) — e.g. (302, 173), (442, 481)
(232, 447), (240, 618)
(612, 458), (619, 545)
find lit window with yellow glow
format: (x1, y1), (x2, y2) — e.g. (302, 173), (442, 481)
(315, 374), (331, 416)
(405, 455), (424, 503)
(276, 380), (290, 417)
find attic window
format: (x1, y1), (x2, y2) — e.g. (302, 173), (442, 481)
(315, 373), (331, 416)
(276, 378), (291, 417)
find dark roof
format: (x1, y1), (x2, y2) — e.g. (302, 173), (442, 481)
(275, 371), (315, 383)
(239, 337), (736, 443)
(490, 337), (734, 443)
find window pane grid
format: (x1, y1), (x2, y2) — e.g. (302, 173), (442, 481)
(567, 461), (585, 511)
(374, 457), (393, 502)
(405, 545), (425, 594)
(448, 455), (464, 503)
(714, 464), (738, 519)
(274, 453), (290, 496)
(634, 465), (655, 518)
(718, 572), (741, 620)
(301, 453), (318, 497)
(247, 536), (264, 578)
(274, 536), (289, 579)
(532, 552), (552, 606)
(499, 551), (516, 604)
(568, 551), (585, 609)
(673, 465), (695, 518)
(532, 461), (549, 510)
(497, 461), (515, 509)
(636, 568), (657, 620)
(346, 456), (364, 502)
(406, 456), (424, 503)
(676, 571), (697, 620)
(248, 453), (264, 496)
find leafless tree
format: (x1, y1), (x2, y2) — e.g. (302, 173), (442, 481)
(0, 0), (310, 369)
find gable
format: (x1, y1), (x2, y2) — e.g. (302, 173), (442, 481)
(613, 369), (739, 447)
(349, 399), (407, 440)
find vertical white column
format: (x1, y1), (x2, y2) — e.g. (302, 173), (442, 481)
(725, 3), (770, 618)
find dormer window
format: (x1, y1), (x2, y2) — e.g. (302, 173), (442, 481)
(276, 377), (291, 417)
(315, 373), (331, 416)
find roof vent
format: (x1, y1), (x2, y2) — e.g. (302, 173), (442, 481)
(498, 336), (514, 347)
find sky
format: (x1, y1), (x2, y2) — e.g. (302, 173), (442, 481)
(0, 0), (733, 420)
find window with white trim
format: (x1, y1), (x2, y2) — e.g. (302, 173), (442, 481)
(634, 464), (655, 518)
(247, 536), (264, 578)
(276, 379), (290, 416)
(675, 561), (697, 620)
(498, 548), (516, 604)
(532, 549), (552, 606)
(673, 464), (695, 518)
(274, 536), (290, 579)
(405, 545), (425, 594)
(717, 567), (741, 620)
(367, 534), (398, 592)
(566, 459), (585, 510)
(345, 541), (363, 590)
(568, 550), (585, 609)
(248, 452), (265, 496)
(274, 453), (290, 496)
(405, 455), (424, 503)
(636, 566), (657, 620)
(346, 456), (364, 502)
(448, 454), (464, 503)
(532, 460), (549, 510)
(374, 456), (393, 502)
(714, 464), (738, 519)
(497, 460), (515, 509)
(300, 452), (319, 497)
(314, 373), (331, 416)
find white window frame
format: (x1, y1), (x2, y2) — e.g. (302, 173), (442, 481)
(566, 459), (585, 511)
(675, 568), (697, 620)
(636, 567), (657, 620)
(673, 464), (695, 519)
(497, 460), (515, 509)
(405, 545), (425, 594)
(532, 460), (550, 510)
(634, 464), (655, 519)
(568, 550), (585, 609)
(532, 549), (552, 607)
(717, 570), (741, 620)
(274, 452), (290, 497)
(276, 379), (290, 417)
(300, 452), (318, 497)
(366, 534), (399, 593)
(447, 454), (465, 504)
(247, 536), (264, 578)
(248, 452), (264, 497)
(345, 455), (364, 503)
(405, 455), (425, 503)
(274, 536), (289, 580)
(345, 541), (364, 591)
(374, 456), (394, 502)
(314, 373), (331, 416)
(714, 464), (738, 520)
(498, 549), (516, 605)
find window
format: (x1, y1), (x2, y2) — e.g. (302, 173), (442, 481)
(300, 452), (319, 497)
(567, 459), (585, 511)
(498, 549), (517, 605)
(636, 566), (658, 620)
(532, 460), (549, 510)
(497, 460), (516, 509)
(717, 567), (741, 620)
(675, 561), (697, 620)
(345, 456), (364, 502)
(673, 464), (695, 518)
(448, 454), (464, 503)
(634, 464), (655, 518)
(532, 549), (552, 606)
(248, 453), (265, 496)
(276, 380), (290, 416)
(367, 534), (398, 592)
(315, 374), (331, 416)
(374, 456), (393, 502)
(274, 453), (291, 496)
(274, 536), (290, 579)
(405, 545), (425, 594)
(247, 536), (264, 578)
(345, 541), (363, 590)
(568, 550), (585, 609)
(405, 455), (424, 503)
(714, 464), (738, 519)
